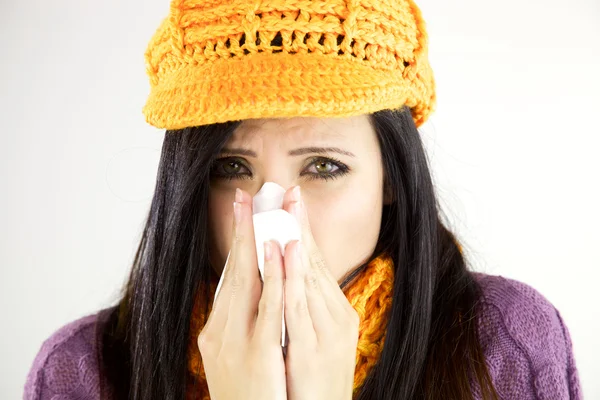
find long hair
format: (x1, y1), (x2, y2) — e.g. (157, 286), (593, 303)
(100, 105), (499, 399)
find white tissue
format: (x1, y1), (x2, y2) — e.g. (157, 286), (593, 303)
(213, 182), (302, 347)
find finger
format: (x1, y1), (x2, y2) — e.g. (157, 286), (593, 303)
(284, 187), (351, 316)
(290, 239), (335, 341)
(222, 189), (261, 342)
(210, 189), (250, 310)
(291, 201), (349, 327)
(203, 248), (233, 334)
(254, 240), (285, 345)
(282, 186), (320, 259)
(203, 199), (241, 334)
(284, 240), (316, 345)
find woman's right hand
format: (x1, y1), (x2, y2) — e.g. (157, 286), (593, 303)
(198, 188), (287, 400)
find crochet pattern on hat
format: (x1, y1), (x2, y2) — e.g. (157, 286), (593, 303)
(142, 0), (436, 129)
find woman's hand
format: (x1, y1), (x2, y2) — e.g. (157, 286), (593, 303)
(198, 188), (287, 400)
(282, 185), (360, 400)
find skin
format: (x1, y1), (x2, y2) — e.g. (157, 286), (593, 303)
(207, 114), (392, 285)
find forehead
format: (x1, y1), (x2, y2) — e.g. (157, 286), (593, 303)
(231, 115), (374, 144)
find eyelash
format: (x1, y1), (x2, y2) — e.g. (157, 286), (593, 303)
(210, 156), (350, 182)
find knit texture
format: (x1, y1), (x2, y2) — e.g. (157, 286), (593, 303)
(142, 0), (436, 130)
(471, 272), (583, 400)
(185, 252), (394, 400)
(23, 272), (583, 399)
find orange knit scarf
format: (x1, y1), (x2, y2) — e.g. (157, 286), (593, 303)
(185, 252), (395, 400)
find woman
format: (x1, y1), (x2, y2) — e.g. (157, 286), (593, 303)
(24, 0), (582, 399)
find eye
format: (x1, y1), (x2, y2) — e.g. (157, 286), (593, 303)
(210, 156), (350, 182)
(210, 158), (252, 181)
(301, 157), (350, 182)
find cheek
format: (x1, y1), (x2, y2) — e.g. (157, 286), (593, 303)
(309, 173), (382, 229)
(309, 188), (380, 240)
(207, 192), (234, 271)
(305, 179), (383, 280)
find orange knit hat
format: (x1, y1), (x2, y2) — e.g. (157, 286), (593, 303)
(142, 0), (436, 130)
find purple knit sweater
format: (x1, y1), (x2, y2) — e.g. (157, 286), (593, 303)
(23, 272), (583, 399)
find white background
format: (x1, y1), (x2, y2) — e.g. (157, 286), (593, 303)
(1, 0), (598, 398)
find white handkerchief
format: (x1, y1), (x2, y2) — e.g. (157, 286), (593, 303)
(213, 182), (302, 348)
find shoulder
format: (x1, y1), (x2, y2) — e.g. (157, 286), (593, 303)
(23, 307), (115, 400)
(470, 272), (582, 399)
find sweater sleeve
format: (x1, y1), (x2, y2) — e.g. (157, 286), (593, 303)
(473, 273), (583, 399)
(23, 313), (102, 400)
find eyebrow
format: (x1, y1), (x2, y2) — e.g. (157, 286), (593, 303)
(219, 146), (356, 158)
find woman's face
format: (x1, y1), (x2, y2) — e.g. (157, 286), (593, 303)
(207, 114), (391, 283)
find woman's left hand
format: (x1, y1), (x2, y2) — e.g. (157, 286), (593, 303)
(281, 185), (360, 400)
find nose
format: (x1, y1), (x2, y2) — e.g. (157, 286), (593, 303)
(251, 163), (297, 198)
(252, 179), (296, 198)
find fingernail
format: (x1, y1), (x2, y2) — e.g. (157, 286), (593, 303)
(234, 201), (242, 225)
(292, 185), (301, 202)
(235, 188), (243, 203)
(264, 241), (272, 261)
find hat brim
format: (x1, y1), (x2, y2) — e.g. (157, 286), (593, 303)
(142, 51), (434, 130)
